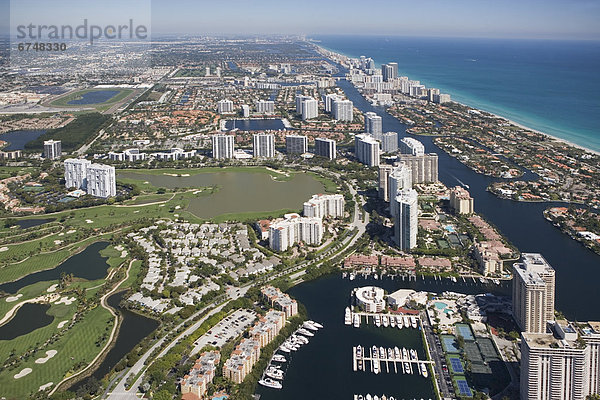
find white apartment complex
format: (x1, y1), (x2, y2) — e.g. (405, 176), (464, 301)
(255, 100), (275, 114)
(253, 133), (275, 158)
(394, 188), (418, 251)
(217, 99), (234, 114)
(301, 98), (318, 120)
(285, 135), (308, 154)
(64, 158), (91, 189)
(364, 112), (382, 139)
(450, 186), (474, 214)
(355, 134), (380, 167)
(269, 213), (323, 252)
(397, 153), (438, 183)
(332, 99), (353, 122)
(44, 140), (62, 160)
(399, 137), (425, 156)
(303, 194), (345, 219)
(381, 131), (398, 153)
(212, 134), (235, 159)
(314, 137), (337, 160)
(389, 164), (413, 216)
(86, 163), (117, 198)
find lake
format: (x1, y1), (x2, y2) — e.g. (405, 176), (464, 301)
(67, 90), (120, 105)
(225, 119), (286, 131)
(0, 303), (53, 340)
(0, 130), (46, 151)
(118, 170), (325, 219)
(14, 218), (55, 229)
(0, 241), (111, 294)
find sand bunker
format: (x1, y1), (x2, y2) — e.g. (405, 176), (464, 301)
(35, 350), (57, 364)
(85, 219), (93, 224)
(120, 250), (127, 258)
(46, 284), (58, 293)
(0, 246), (8, 252)
(66, 229), (76, 234)
(58, 232), (64, 236)
(53, 240), (63, 245)
(55, 296), (76, 305)
(14, 368), (32, 379)
(39, 382), (53, 391)
(57, 320), (69, 329)
(6, 293), (23, 302)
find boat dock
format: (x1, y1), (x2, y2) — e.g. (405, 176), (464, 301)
(345, 311), (422, 329)
(352, 346), (433, 376)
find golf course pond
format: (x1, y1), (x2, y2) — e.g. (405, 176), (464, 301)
(118, 169), (327, 219)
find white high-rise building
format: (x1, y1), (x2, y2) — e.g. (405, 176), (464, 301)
(449, 186), (474, 214)
(212, 134), (235, 159)
(301, 98), (318, 120)
(269, 214), (323, 252)
(399, 137), (425, 156)
(389, 164), (413, 216)
(64, 158), (91, 189)
(394, 188), (418, 251)
(397, 153), (438, 183)
(296, 95), (309, 114)
(323, 93), (340, 113)
(378, 164), (394, 201)
(255, 100), (275, 114)
(286, 135), (308, 154)
(44, 140), (62, 160)
(86, 164), (116, 198)
(512, 253), (556, 334)
(520, 320), (600, 400)
(217, 99), (234, 114)
(253, 133), (275, 158)
(314, 138), (336, 160)
(355, 134), (380, 167)
(381, 63), (394, 82)
(332, 99), (353, 122)
(303, 194), (345, 219)
(241, 104), (250, 118)
(364, 112), (382, 139)
(381, 131), (398, 153)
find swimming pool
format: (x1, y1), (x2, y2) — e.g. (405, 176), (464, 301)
(434, 301), (448, 310)
(444, 225), (456, 233)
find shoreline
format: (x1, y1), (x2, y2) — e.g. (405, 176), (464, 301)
(312, 41), (600, 156)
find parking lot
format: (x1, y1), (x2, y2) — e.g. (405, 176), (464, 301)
(191, 309), (257, 355)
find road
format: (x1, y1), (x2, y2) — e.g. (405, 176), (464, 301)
(420, 311), (454, 399)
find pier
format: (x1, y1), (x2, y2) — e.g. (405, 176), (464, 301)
(345, 311), (422, 329)
(352, 346), (433, 376)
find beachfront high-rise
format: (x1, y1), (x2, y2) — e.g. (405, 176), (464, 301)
(355, 134), (380, 167)
(397, 153), (438, 183)
(381, 131), (398, 153)
(211, 134), (235, 159)
(512, 253), (556, 334)
(64, 158), (91, 189)
(399, 137), (425, 156)
(217, 99), (234, 114)
(44, 140), (62, 160)
(332, 99), (353, 122)
(314, 138), (337, 160)
(364, 112), (382, 139)
(86, 164), (116, 198)
(286, 135), (308, 154)
(303, 194), (345, 219)
(252, 133), (275, 158)
(394, 188), (418, 251)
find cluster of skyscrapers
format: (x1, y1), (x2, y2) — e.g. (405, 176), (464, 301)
(512, 253), (600, 400)
(64, 159), (116, 198)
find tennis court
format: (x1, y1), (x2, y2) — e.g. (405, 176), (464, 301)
(456, 323), (475, 341)
(448, 355), (465, 374)
(455, 378), (473, 397)
(441, 334), (460, 353)
(464, 342), (484, 363)
(476, 337), (499, 361)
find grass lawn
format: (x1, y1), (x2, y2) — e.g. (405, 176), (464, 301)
(210, 208), (298, 223)
(117, 260), (142, 290)
(0, 304), (114, 399)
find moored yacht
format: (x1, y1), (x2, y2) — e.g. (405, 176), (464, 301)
(379, 346), (386, 359)
(265, 366), (284, 380)
(382, 315), (389, 328)
(259, 378), (282, 389)
(353, 313), (360, 328)
(345, 307), (352, 325)
(420, 363), (428, 377)
(272, 354), (286, 363)
(390, 316), (396, 328)
(374, 315), (381, 327)
(396, 316), (403, 329)
(308, 320), (323, 329)
(394, 346), (400, 359)
(297, 328), (314, 337)
(403, 316), (410, 327)
(410, 316), (418, 329)
(387, 348), (394, 359)
(410, 349), (418, 361)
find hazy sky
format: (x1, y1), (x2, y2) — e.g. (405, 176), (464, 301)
(2, 0), (600, 40)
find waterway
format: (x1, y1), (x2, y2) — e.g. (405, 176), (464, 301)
(14, 218), (55, 229)
(118, 170), (325, 219)
(0, 303), (53, 340)
(0, 241), (111, 294)
(257, 273), (508, 400)
(67, 90), (120, 105)
(69, 291), (159, 392)
(225, 119), (286, 131)
(0, 129), (46, 150)
(335, 78), (600, 321)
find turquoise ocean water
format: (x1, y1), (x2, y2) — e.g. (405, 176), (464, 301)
(314, 35), (600, 152)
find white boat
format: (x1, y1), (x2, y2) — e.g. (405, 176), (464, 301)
(272, 354), (286, 363)
(265, 367), (284, 380)
(402, 348), (409, 361)
(387, 348), (394, 359)
(383, 315), (389, 328)
(353, 313), (360, 328)
(373, 359), (380, 374)
(259, 378), (282, 389)
(410, 349), (418, 361)
(297, 328), (314, 337)
(358, 396), (364, 400)
(390, 316), (396, 328)
(372, 345), (378, 358)
(294, 335), (308, 344)
(410, 316), (418, 329)
(394, 346), (400, 359)
(279, 344), (291, 353)
(350, 273), (356, 281)
(420, 363), (428, 377)
(374, 315), (381, 327)
(403, 316), (410, 327)
(374, 396), (379, 400)
(374, 273), (378, 280)
(308, 320), (323, 329)
(403, 361), (411, 374)
(356, 345), (362, 358)
(303, 321), (319, 331)
(345, 307), (352, 325)
(396, 316), (403, 329)
(379, 346), (386, 359)
(366, 395), (372, 400)
(451, 276), (457, 283)
(480, 277), (487, 284)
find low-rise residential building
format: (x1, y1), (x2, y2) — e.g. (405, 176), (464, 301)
(181, 351), (220, 399)
(223, 338), (261, 384)
(269, 213), (323, 251)
(450, 186), (474, 214)
(261, 286), (298, 318)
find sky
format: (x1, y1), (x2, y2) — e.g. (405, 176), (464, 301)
(1, 0), (600, 40)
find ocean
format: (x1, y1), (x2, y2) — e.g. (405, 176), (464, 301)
(313, 35), (600, 152)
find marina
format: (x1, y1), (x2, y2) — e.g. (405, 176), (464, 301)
(344, 310), (421, 330)
(352, 345), (433, 376)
